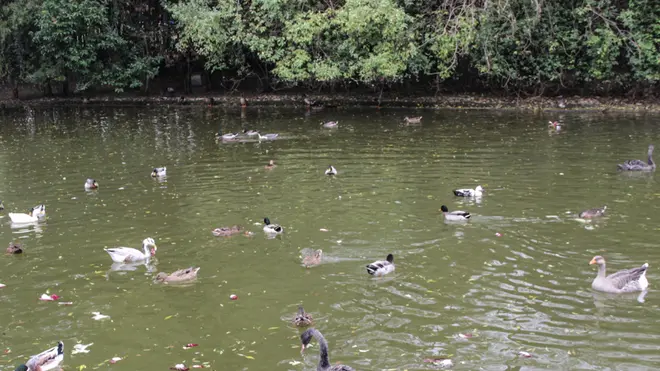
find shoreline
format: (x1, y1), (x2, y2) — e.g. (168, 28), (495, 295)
(1, 93), (659, 112)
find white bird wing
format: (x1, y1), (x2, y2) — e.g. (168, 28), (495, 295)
(104, 247), (146, 263)
(8, 213), (36, 223)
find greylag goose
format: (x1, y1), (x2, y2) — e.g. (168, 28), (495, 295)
(292, 305), (313, 327)
(590, 255), (649, 293)
(300, 329), (354, 371)
(14, 341), (64, 371)
(366, 253), (395, 276)
(579, 206), (607, 219)
(440, 205), (470, 221)
(617, 145), (655, 171)
(453, 186), (483, 197)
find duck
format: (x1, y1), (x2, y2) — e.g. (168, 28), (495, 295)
(7, 242), (23, 254)
(590, 255), (649, 293)
(263, 217), (283, 234)
(243, 129), (259, 136)
(404, 116), (422, 124)
(9, 205), (45, 224)
(300, 329), (354, 371)
(617, 145), (655, 171)
(302, 249), (323, 268)
(104, 238), (157, 263)
(579, 206), (607, 219)
(257, 132), (279, 141)
(155, 267), (200, 283)
(453, 185), (484, 197)
(240, 95), (248, 108)
(265, 160), (276, 170)
(84, 178), (99, 190)
(292, 305), (313, 327)
(0, 199), (4, 210)
(440, 205), (470, 221)
(211, 225), (243, 237)
(14, 341), (64, 371)
(215, 131), (239, 141)
(366, 253), (395, 276)
(325, 165), (338, 176)
(321, 121), (338, 128)
(151, 167), (167, 177)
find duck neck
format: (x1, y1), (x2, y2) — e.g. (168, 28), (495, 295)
(597, 262), (607, 278)
(143, 244), (151, 261)
(309, 329), (331, 370)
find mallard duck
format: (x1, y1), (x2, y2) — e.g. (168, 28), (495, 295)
(263, 217), (283, 234)
(84, 178), (99, 190)
(7, 242), (23, 254)
(453, 186), (484, 197)
(9, 205), (45, 224)
(590, 255), (649, 293)
(265, 160), (276, 170)
(215, 131), (239, 141)
(292, 305), (313, 327)
(243, 129), (259, 136)
(302, 249), (323, 268)
(579, 206), (607, 219)
(211, 225), (243, 237)
(104, 238), (157, 263)
(440, 205), (470, 221)
(155, 267), (200, 283)
(321, 121), (338, 128)
(325, 165), (337, 176)
(404, 116), (422, 124)
(366, 253), (395, 276)
(14, 341), (64, 371)
(151, 167), (167, 177)
(617, 145), (655, 171)
(240, 95), (248, 108)
(300, 329), (354, 371)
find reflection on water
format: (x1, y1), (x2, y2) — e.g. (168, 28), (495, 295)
(0, 107), (660, 369)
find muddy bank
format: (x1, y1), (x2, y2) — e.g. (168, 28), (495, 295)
(1, 92), (659, 112)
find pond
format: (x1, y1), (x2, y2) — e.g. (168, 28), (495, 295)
(1, 105), (659, 370)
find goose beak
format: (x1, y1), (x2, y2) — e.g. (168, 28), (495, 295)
(589, 258), (597, 265)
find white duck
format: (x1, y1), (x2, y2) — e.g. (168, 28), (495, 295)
(104, 238), (157, 263)
(366, 254), (395, 276)
(453, 185), (484, 197)
(440, 205), (471, 221)
(325, 165), (338, 176)
(263, 217), (283, 234)
(15, 341), (64, 371)
(9, 204), (45, 223)
(84, 178), (99, 190)
(151, 167), (167, 177)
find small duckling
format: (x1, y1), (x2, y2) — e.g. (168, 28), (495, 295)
(265, 160), (276, 170)
(302, 249), (323, 268)
(84, 179), (99, 190)
(7, 242), (23, 254)
(155, 267), (200, 284)
(292, 305), (313, 327)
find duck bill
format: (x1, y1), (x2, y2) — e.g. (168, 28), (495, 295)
(151, 246), (158, 256)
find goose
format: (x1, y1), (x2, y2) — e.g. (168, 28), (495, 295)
(366, 253), (395, 276)
(321, 121), (338, 128)
(155, 267), (200, 283)
(404, 116), (422, 124)
(579, 206), (607, 219)
(453, 185), (484, 197)
(617, 145), (655, 171)
(14, 341), (64, 371)
(257, 133), (279, 141)
(265, 160), (276, 170)
(292, 305), (313, 327)
(300, 329), (354, 371)
(151, 167), (167, 177)
(9, 205), (45, 224)
(325, 165), (337, 176)
(104, 238), (157, 263)
(440, 205), (470, 221)
(84, 178), (99, 190)
(590, 255), (649, 293)
(263, 217), (283, 234)
(302, 249), (323, 268)
(7, 242), (23, 254)
(212, 225), (243, 237)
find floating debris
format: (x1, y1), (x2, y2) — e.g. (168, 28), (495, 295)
(91, 312), (110, 320)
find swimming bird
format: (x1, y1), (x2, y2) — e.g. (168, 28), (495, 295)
(84, 178), (99, 190)
(7, 242), (23, 254)
(321, 121), (338, 128)
(14, 341), (64, 371)
(404, 116), (422, 124)
(265, 160), (276, 170)
(617, 145), (655, 171)
(440, 205), (470, 221)
(300, 329), (354, 371)
(0, 200), (4, 210)
(151, 167), (167, 177)
(325, 165), (337, 176)
(292, 305), (313, 327)
(302, 249), (323, 268)
(366, 254), (395, 276)
(263, 217), (283, 234)
(9, 205), (45, 223)
(104, 238), (157, 263)
(579, 206), (607, 219)
(155, 267), (200, 283)
(257, 133), (279, 141)
(590, 255), (649, 293)
(211, 225), (243, 237)
(215, 131), (239, 141)
(453, 185), (484, 197)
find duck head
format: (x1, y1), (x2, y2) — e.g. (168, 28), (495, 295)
(386, 253), (394, 263)
(155, 272), (168, 282)
(440, 205), (449, 213)
(475, 186), (484, 192)
(264, 217), (271, 225)
(143, 238), (157, 255)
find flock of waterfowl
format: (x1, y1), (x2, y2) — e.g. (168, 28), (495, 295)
(1, 112), (656, 370)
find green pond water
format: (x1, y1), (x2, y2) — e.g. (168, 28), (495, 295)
(1, 106), (660, 370)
